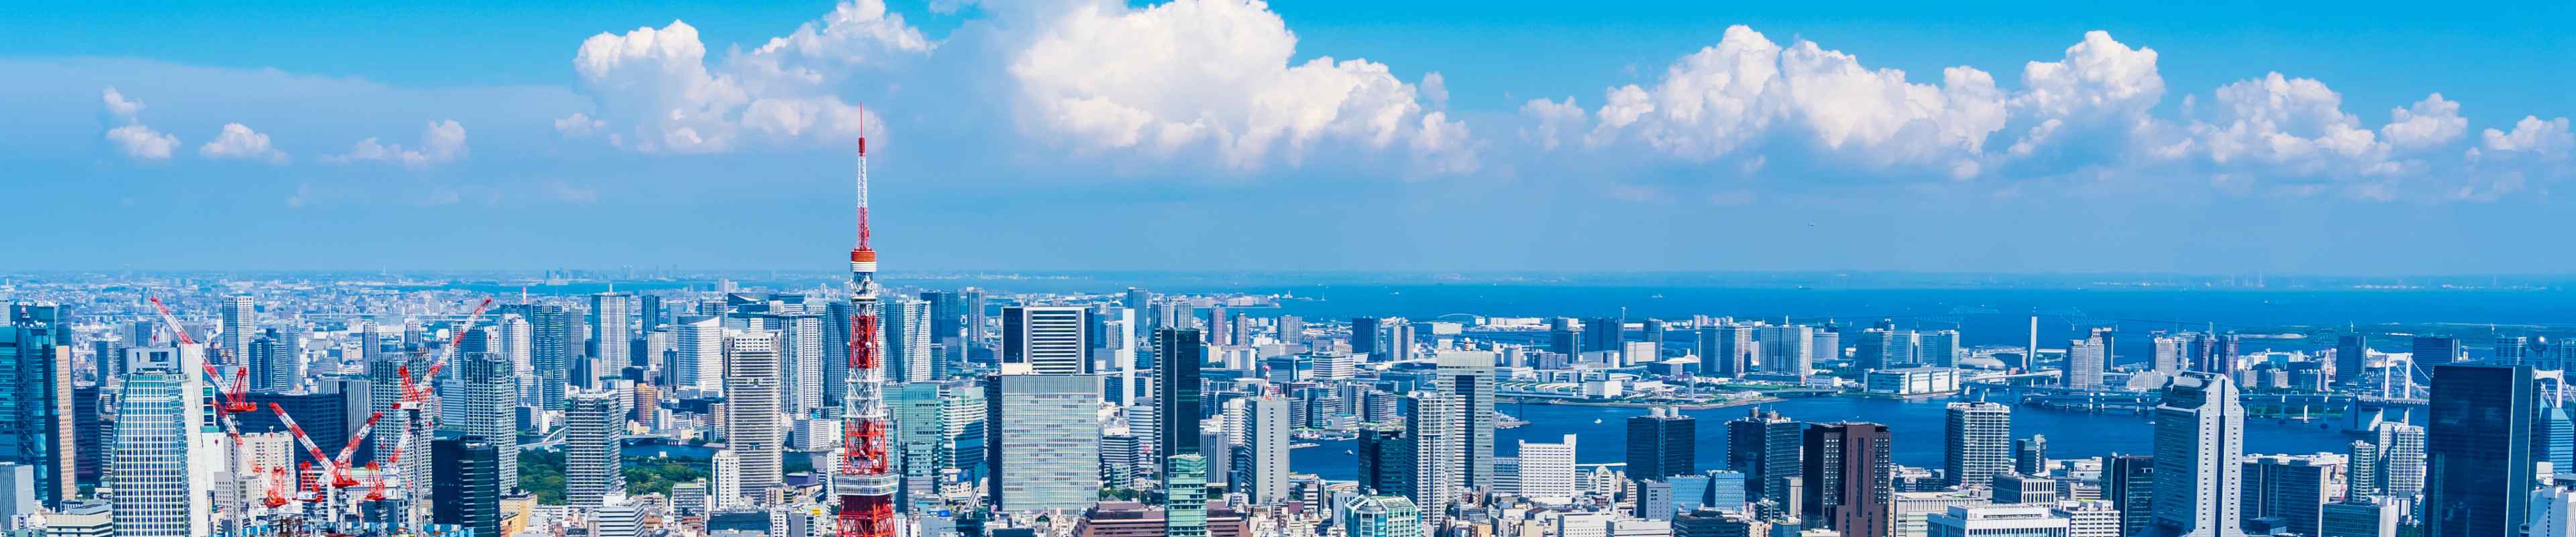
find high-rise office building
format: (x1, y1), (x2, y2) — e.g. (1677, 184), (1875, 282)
(248, 328), (301, 393)
(564, 390), (625, 507)
(1, 303), (72, 507)
(111, 356), (206, 537)
(1628, 407), (1697, 481)
(1344, 495), (1424, 537)
(431, 435), (502, 537)
(1519, 434), (1578, 503)
(1548, 318), (1580, 358)
(2103, 454), (2155, 537)
(590, 293), (633, 380)
(1004, 306), (1089, 375)
(891, 382), (945, 513)
(723, 330), (784, 497)
(2366, 422), (2426, 499)
(220, 295), (254, 360)
(2241, 454), (2337, 537)
(1760, 325), (1815, 379)
(1727, 408), (1803, 505)
(529, 305), (576, 408)
(1584, 317), (1624, 359)
(1233, 395), (1290, 505)
(2334, 335), (2368, 386)
(987, 373), (1102, 512)
(2412, 336), (2462, 364)
(2013, 436), (2048, 477)
(1166, 453), (1210, 537)
(445, 351), (519, 491)
(772, 311), (824, 415)
(1354, 317), (1385, 358)
(1803, 422), (1892, 537)
(1436, 352), (1497, 489)
(1943, 402), (2012, 489)
(2153, 334), (2190, 375)
(2423, 364), (2536, 537)
(883, 298), (934, 383)
(2148, 371), (2245, 537)
(675, 315), (724, 393)
(1158, 328), (1205, 473)
(708, 449), (741, 508)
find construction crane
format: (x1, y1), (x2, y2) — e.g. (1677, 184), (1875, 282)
(271, 402), (348, 520)
(835, 134), (898, 537)
(147, 295), (265, 531)
(376, 297), (494, 532)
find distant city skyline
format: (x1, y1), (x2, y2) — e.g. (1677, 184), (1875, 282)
(6, 1), (2572, 274)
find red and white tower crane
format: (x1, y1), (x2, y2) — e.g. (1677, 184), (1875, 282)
(836, 134), (898, 537)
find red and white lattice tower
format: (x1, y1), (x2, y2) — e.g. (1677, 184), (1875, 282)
(837, 135), (898, 537)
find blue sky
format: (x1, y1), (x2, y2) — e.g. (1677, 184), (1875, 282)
(5, 0), (2571, 275)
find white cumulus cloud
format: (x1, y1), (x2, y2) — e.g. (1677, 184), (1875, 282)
(1006, 0), (1474, 173)
(2481, 115), (2573, 158)
(102, 87), (147, 121)
(106, 124), (178, 160)
(567, 0), (920, 153)
(2186, 72), (2392, 177)
(2380, 93), (2467, 150)
(333, 120), (468, 167)
(198, 123), (290, 164)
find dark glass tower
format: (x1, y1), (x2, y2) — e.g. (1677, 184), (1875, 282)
(1, 302), (71, 507)
(2334, 335), (2367, 385)
(1628, 407), (1698, 481)
(1725, 409), (1803, 505)
(1350, 318), (1382, 359)
(2103, 454), (2156, 537)
(2423, 364), (2535, 537)
(1157, 328), (1204, 474)
(432, 435), (502, 537)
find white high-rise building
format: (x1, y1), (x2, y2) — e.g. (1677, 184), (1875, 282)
(591, 293), (634, 372)
(775, 313), (824, 414)
(724, 330), (784, 497)
(447, 351), (520, 492)
(499, 313), (533, 381)
(2064, 338), (2106, 390)
(2149, 371), (2246, 537)
(1945, 401), (2013, 489)
(710, 449), (743, 508)
(1517, 434), (1578, 503)
(1758, 325), (1815, 379)
(675, 316), (724, 393)
(1002, 306), (1088, 375)
(2152, 335), (2190, 375)
(565, 390), (627, 507)
(1234, 395), (1291, 505)
(1407, 391), (1464, 528)
(111, 362), (208, 537)
(220, 295), (254, 361)
(883, 298), (934, 383)
(2369, 422), (2426, 499)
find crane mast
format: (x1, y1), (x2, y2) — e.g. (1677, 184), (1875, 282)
(837, 136), (898, 537)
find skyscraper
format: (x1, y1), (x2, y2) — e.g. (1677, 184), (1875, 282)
(445, 350), (518, 491)
(529, 304), (576, 408)
(1548, 318), (1580, 358)
(1759, 325), (1815, 379)
(1727, 408), (1803, 505)
(1584, 317), (1624, 359)
(590, 292), (634, 379)
(1158, 328), (1204, 473)
(220, 295), (254, 361)
(2423, 364), (2536, 537)
(882, 298), (934, 383)
(1943, 402), (2011, 489)
(890, 383), (945, 514)
(1167, 453), (1210, 537)
(111, 364), (202, 537)
(1629, 407), (1697, 481)
(1233, 395), (1290, 505)
(2241, 454), (2337, 537)
(1003, 305), (1088, 375)
(675, 315), (724, 393)
(724, 330), (784, 497)
(1436, 352), (1497, 489)
(2367, 422), (2426, 499)
(0, 303), (72, 507)
(987, 373), (1103, 512)
(2334, 335), (2367, 386)
(431, 434), (502, 537)
(2103, 454), (2155, 537)
(2064, 336), (2106, 390)
(771, 310), (824, 415)
(1803, 422), (1892, 537)
(1403, 391), (1463, 529)
(564, 390), (626, 507)
(2148, 371), (2245, 537)
(1344, 495), (1423, 537)
(1699, 324), (1752, 378)
(2013, 435), (2048, 477)
(1353, 317), (1385, 359)
(2153, 334), (2190, 375)
(249, 328), (301, 393)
